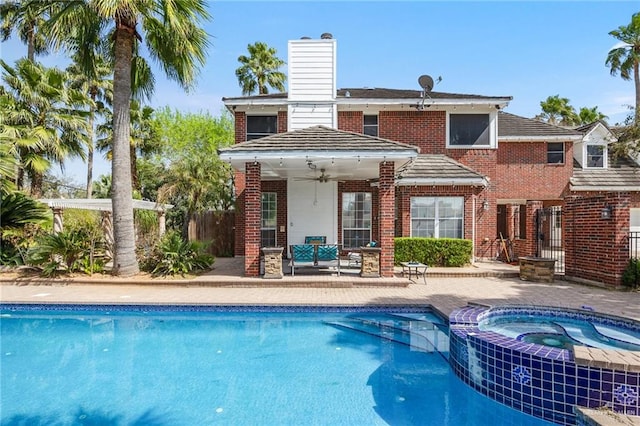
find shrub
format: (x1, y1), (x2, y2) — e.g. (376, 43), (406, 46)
(140, 231), (214, 277)
(622, 258), (640, 290)
(27, 229), (107, 277)
(394, 237), (472, 267)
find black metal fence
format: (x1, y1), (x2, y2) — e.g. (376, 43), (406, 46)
(535, 208), (565, 274)
(630, 232), (640, 259)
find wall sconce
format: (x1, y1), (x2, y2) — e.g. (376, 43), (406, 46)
(482, 200), (490, 211)
(601, 205), (612, 219)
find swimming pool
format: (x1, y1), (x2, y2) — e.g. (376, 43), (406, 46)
(0, 304), (553, 425)
(449, 305), (640, 425)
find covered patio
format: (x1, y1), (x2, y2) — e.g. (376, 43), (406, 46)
(219, 125), (419, 278)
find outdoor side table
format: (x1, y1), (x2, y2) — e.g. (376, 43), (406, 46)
(401, 262), (428, 284)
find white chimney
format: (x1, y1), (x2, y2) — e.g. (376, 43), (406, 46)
(287, 34), (337, 130)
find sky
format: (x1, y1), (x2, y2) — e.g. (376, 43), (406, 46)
(1, 1), (638, 186)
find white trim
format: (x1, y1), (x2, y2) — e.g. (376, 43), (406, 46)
(570, 186), (639, 192)
(224, 97), (512, 108)
(219, 150), (417, 162)
(499, 135), (583, 142)
(397, 177), (488, 187)
(38, 199), (173, 212)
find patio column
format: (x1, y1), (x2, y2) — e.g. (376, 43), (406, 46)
(244, 162), (261, 277)
(101, 211), (114, 260)
(378, 161), (395, 277)
(52, 207), (64, 234)
(157, 210), (166, 237)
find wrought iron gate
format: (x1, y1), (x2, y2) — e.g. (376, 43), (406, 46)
(535, 207), (565, 274)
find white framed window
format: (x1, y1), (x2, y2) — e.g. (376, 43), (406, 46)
(586, 144), (606, 168)
(448, 113), (492, 148)
(342, 192), (372, 249)
(261, 192), (277, 247)
(547, 142), (565, 164)
(363, 115), (378, 137)
(411, 197), (464, 238)
(247, 115), (277, 140)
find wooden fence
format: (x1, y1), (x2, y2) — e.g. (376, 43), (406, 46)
(188, 210), (235, 257)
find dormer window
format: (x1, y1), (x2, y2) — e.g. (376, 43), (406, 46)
(586, 144), (605, 168)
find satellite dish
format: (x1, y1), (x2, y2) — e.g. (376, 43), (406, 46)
(418, 75), (434, 92)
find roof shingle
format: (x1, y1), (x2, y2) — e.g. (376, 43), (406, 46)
(498, 112), (583, 138)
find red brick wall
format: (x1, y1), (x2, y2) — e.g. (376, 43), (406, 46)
(338, 111), (364, 133)
(497, 141), (573, 200)
(234, 111), (246, 143)
(244, 162), (261, 276)
(278, 110), (287, 133)
(564, 193), (630, 287)
(379, 161), (395, 277)
(378, 110), (446, 154)
(395, 186), (492, 259)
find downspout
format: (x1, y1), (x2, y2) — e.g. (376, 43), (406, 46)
(472, 195), (477, 264)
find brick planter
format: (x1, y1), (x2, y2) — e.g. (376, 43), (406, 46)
(360, 247), (381, 278)
(261, 247), (283, 279)
(519, 256), (556, 283)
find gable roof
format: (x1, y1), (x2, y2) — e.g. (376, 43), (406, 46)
(397, 155), (488, 187)
(571, 152), (640, 192)
(498, 112), (583, 141)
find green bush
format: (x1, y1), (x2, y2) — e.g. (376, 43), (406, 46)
(27, 229), (107, 277)
(140, 231), (214, 277)
(394, 237), (472, 267)
(622, 258), (640, 289)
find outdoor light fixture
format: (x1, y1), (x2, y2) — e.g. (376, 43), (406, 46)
(601, 205), (613, 219)
(482, 200), (490, 211)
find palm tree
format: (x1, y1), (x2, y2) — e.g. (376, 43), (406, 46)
(96, 100), (159, 191)
(606, 12), (640, 122)
(535, 95), (578, 126)
(236, 42), (286, 95)
(0, 0), (49, 61)
(577, 107), (608, 125)
(67, 52), (113, 198)
(44, 0), (210, 276)
(1, 59), (90, 197)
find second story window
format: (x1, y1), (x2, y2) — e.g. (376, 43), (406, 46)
(547, 142), (565, 164)
(247, 115), (277, 140)
(363, 115), (378, 137)
(586, 145), (605, 168)
(449, 114), (490, 147)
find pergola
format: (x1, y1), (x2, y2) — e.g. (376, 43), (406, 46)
(38, 198), (173, 258)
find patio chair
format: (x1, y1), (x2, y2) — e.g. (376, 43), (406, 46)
(316, 244), (340, 276)
(291, 244), (315, 276)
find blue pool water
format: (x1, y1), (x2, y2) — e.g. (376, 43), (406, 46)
(1, 305), (554, 426)
(479, 315), (640, 351)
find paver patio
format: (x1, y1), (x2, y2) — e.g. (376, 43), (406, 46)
(2, 258), (638, 321)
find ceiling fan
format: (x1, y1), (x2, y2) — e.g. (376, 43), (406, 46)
(296, 168), (335, 183)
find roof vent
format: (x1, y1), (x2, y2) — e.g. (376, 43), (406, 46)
(320, 32), (333, 40)
(300, 36), (311, 40)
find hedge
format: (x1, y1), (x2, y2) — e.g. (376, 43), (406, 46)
(394, 237), (472, 267)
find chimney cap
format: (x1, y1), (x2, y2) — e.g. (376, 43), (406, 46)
(320, 32), (333, 40)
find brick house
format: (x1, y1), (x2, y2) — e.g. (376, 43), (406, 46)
(219, 34), (639, 281)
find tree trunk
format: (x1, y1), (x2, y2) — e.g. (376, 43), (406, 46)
(29, 170), (43, 198)
(86, 110), (94, 198)
(111, 19), (139, 277)
(27, 23), (35, 62)
(635, 59), (640, 123)
(130, 143), (139, 191)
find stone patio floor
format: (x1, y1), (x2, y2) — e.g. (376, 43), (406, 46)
(1, 258), (638, 321)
